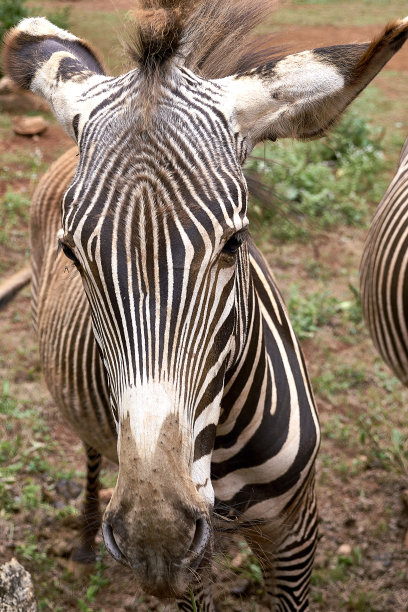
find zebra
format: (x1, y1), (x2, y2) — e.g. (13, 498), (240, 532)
(3, 1), (408, 609)
(360, 137), (408, 386)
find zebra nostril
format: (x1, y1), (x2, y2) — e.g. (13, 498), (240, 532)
(188, 516), (210, 565)
(102, 521), (127, 564)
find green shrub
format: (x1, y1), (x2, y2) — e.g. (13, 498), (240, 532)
(0, 1), (29, 66)
(0, 0), (28, 68)
(286, 283), (363, 340)
(0, 0), (28, 35)
(246, 111), (386, 241)
(286, 286), (340, 339)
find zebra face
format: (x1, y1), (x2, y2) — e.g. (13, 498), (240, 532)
(6, 11), (408, 597)
(57, 70), (250, 593)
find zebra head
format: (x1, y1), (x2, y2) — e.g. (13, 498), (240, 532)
(4, 1), (408, 597)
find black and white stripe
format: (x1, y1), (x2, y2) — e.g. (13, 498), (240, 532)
(360, 137), (408, 385)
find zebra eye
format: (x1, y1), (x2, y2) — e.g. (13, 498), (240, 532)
(58, 239), (79, 264)
(222, 231), (246, 255)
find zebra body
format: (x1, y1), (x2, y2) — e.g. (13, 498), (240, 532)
(5, 1), (408, 609)
(360, 138), (408, 384)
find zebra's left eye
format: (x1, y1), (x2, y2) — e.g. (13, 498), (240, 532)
(58, 239), (79, 265)
(222, 231), (247, 255)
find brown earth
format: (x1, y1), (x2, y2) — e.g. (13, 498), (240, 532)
(272, 24), (408, 72)
(1, 2), (408, 612)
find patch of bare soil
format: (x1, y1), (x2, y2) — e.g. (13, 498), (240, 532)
(271, 24), (408, 72)
(42, 0), (136, 10)
(0, 125), (72, 165)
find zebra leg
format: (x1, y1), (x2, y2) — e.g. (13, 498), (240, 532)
(244, 474), (318, 611)
(70, 444), (102, 564)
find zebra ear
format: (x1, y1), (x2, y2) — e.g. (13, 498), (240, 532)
(223, 18), (408, 149)
(3, 17), (107, 141)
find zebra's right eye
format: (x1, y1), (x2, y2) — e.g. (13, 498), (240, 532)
(222, 231), (247, 255)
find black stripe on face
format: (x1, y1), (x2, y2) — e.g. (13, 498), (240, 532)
(194, 423), (217, 461)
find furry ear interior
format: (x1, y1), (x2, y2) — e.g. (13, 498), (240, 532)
(3, 17), (107, 141)
(220, 18), (408, 150)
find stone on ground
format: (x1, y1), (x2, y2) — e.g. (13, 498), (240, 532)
(0, 558), (37, 612)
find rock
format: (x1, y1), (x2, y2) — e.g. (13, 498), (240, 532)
(404, 530), (408, 550)
(12, 116), (48, 136)
(0, 558), (37, 611)
(230, 552), (243, 568)
(337, 543), (352, 556)
(367, 561), (384, 580)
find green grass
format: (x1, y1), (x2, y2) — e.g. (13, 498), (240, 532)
(0, 189), (31, 244)
(314, 364), (367, 399)
(0, 382), (53, 516)
(286, 284), (362, 340)
(0, 148), (48, 181)
(78, 550), (110, 612)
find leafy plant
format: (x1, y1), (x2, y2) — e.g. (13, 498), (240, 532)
(0, 0), (28, 45)
(314, 365), (366, 400)
(246, 110), (385, 241)
(229, 540), (264, 585)
(286, 282), (364, 340)
(16, 533), (48, 564)
(286, 286), (340, 339)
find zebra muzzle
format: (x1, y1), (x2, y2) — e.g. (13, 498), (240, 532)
(101, 505), (212, 597)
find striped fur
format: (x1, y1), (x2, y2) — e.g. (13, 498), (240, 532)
(360, 138), (408, 385)
(32, 135), (319, 607)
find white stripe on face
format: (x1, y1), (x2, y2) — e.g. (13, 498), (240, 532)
(120, 381), (182, 458)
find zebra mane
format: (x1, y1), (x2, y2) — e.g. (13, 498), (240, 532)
(126, 0), (281, 78)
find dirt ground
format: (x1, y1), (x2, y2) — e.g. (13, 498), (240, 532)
(1, 1), (408, 611)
